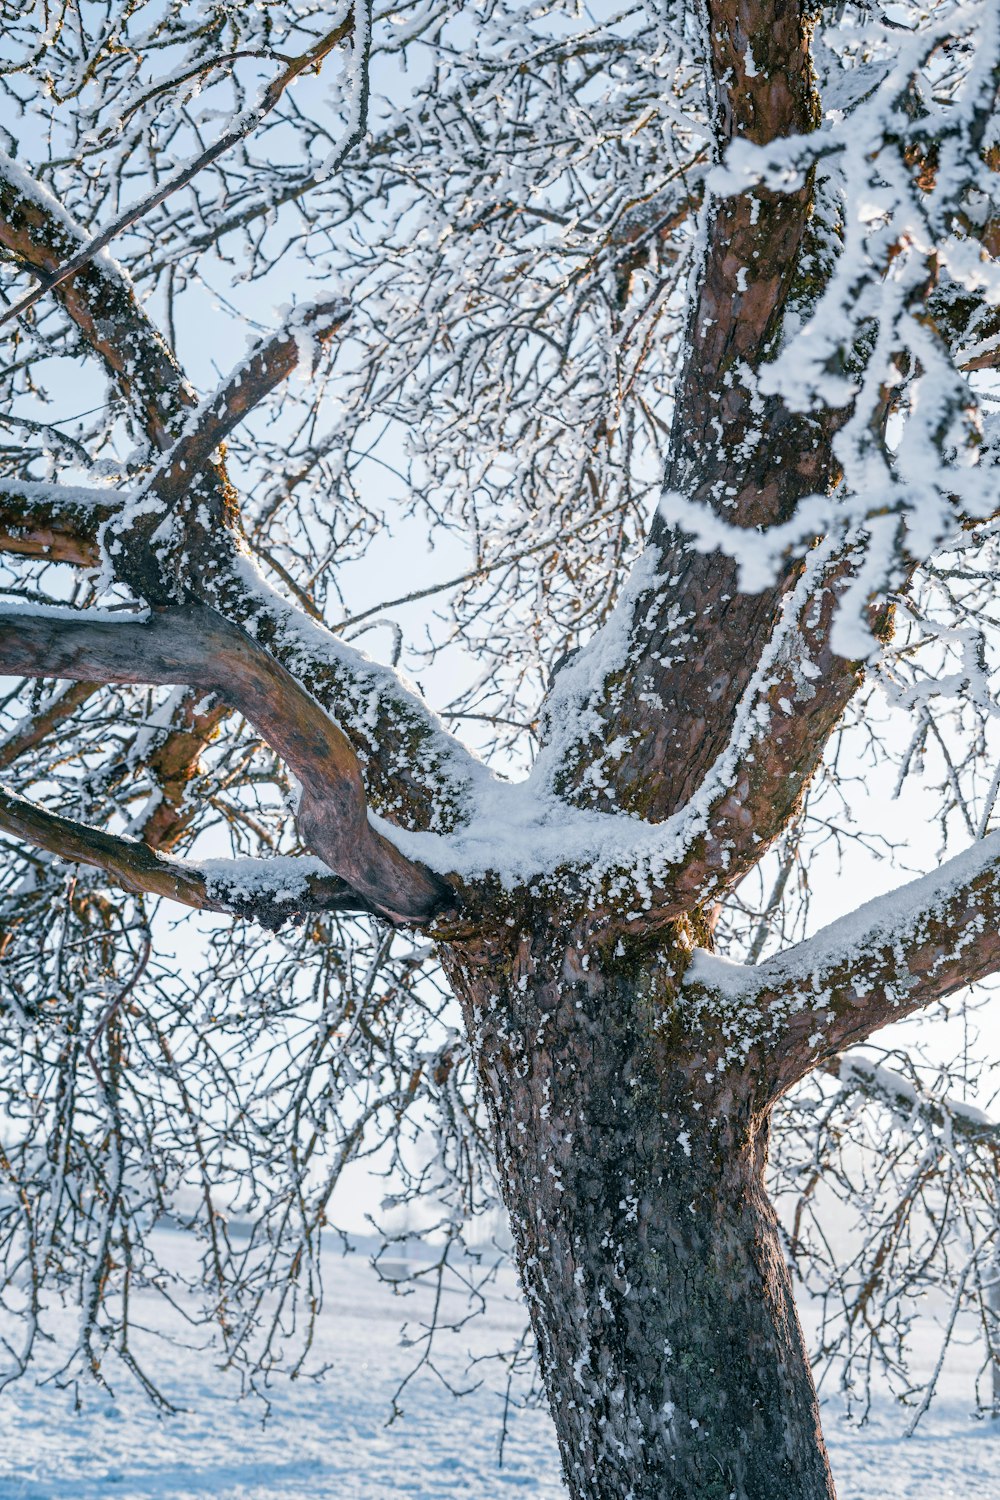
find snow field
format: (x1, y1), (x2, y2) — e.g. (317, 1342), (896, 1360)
(0, 1235), (997, 1499)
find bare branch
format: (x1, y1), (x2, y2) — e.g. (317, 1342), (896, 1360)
(132, 689), (228, 852)
(0, 158), (472, 828)
(0, 783), (372, 925)
(0, 13), (360, 332)
(0, 159), (196, 449)
(686, 831), (1000, 1100)
(0, 604), (453, 923)
(0, 160), (474, 827)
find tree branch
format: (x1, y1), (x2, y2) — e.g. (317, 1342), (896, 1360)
(667, 544), (893, 912)
(0, 480), (115, 566)
(0, 163), (476, 831)
(0, 604), (454, 923)
(106, 298), (350, 599)
(130, 688), (228, 852)
(685, 830), (1000, 1103)
(548, 0), (847, 835)
(193, 559), (481, 833)
(0, 157), (197, 450)
(0, 783), (373, 926)
(829, 1052), (1000, 1144)
(0, 679), (101, 770)
(0, 13), (358, 332)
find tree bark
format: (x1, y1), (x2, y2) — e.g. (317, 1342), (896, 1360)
(447, 921), (835, 1500)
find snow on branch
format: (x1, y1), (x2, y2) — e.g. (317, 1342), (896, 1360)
(656, 1), (1000, 652)
(0, 145), (480, 836)
(686, 827), (1000, 1098)
(0, 603), (453, 923)
(0, 153), (198, 450)
(101, 297), (351, 600)
(0, 3), (367, 333)
(0, 784), (371, 926)
(834, 1049), (998, 1141)
(0, 479), (119, 567)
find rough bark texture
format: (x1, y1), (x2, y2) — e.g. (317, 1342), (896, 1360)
(445, 919), (835, 1500)
(552, 0), (839, 828)
(4, 2), (999, 1494)
(0, 605), (452, 922)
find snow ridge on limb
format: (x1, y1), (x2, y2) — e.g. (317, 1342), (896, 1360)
(521, 535), (874, 919)
(0, 604), (453, 923)
(0, 153), (479, 835)
(545, 0), (848, 836)
(0, 480), (118, 567)
(685, 829), (1000, 1101)
(0, 784), (372, 926)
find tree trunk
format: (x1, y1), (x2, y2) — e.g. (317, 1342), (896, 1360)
(447, 917), (835, 1500)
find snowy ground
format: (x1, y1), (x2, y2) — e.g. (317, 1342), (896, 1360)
(0, 1233), (998, 1499)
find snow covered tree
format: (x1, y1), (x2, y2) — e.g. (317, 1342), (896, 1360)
(1, 2), (1000, 1497)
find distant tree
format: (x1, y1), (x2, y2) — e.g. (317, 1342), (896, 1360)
(1, 2), (999, 1496)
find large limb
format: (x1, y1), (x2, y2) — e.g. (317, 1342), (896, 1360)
(94, 298), (479, 831)
(0, 605), (452, 923)
(685, 830), (1000, 1102)
(0, 161), (477, 831)
(548, 1), (847, 833)
(0, 784), (371, 926)
(0, 480), (115, 566)
(669, 545), (893, 911)
(0, 497), (479, 838)
(0, 478), (478, 833)
(0, 485), (231, 860)
(0, 491), (479, 846)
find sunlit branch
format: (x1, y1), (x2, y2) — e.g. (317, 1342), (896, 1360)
(0, 11), (361, 332)
(687, 830), (1000, 1100)
(0, 783), (373, 924)
(0, 604), (453, 923)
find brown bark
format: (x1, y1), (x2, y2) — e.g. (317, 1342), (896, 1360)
(0, 162), (475, 831)
(5, 4), (1000, 1494)
(445, 920), (835, 1500)
(0, 604), (452, 922)
(0, 481), (113, 566)
(551, 0), (851, 838)
(680, 829), (1000, 1103)
(107, 297), (350, 602)
(0, 783), (372, 923)
(0, 171), (196, 450)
